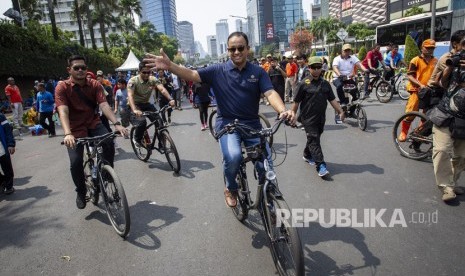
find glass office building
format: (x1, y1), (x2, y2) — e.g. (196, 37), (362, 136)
(140, 0), (178, 38)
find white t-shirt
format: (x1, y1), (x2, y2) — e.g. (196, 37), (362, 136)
(332, 55), (360, 79)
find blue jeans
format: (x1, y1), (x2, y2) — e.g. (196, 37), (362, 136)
(219, 131), (273, 191)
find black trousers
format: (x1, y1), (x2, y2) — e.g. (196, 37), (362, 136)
(335, 78), (358, 105)
(198, 102), (210, 124)
(303, 123), (326, 170)
(39, 111), (55, 135)
(0, 153), (14, 190)
(66, 123), (114, 195)
(130, 103), (158, 142)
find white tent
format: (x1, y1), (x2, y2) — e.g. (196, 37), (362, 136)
(115, 50), (141, 71)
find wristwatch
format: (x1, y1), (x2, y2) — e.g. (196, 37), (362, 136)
(113, 121), (122, 126)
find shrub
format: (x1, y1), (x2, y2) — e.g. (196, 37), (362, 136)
(404, 34), (421, 66)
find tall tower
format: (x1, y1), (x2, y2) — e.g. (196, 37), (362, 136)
(178, 21), (195, 57)
(207, 35), (218, 58)
(140, 0), (178, 37)
(215, 19), (229, 56)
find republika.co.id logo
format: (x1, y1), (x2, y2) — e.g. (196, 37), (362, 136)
(276, 208), (439, 228)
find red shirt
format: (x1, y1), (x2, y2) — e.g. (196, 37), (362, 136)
(4, 84), (23, 103)
(362, 50), (383, 69)
(55, 78), (107, 138)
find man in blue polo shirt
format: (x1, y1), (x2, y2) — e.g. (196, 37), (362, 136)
(144, 31), (295, 208)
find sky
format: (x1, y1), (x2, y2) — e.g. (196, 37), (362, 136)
(174, 0), (248, 51)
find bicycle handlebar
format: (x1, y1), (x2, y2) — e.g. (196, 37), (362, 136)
(60, 131), (120, 146)
(136, 105), (172, 116)
(214, 118), (287, 140)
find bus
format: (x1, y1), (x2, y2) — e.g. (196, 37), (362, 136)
(376, 11), (453, 58)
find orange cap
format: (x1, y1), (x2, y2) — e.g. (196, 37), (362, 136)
(422, 39), (436, 48)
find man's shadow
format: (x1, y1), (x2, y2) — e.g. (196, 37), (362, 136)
(301, 222), (381, 275)
(126, 200), (183, 249)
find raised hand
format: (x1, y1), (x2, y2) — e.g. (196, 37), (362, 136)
(144, 49), (172, 71)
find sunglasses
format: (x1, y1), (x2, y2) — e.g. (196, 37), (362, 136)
(227, 46), (246, 53)
(72, 65), (87, 71)
(310, 65), (322, 70)
(141, 71), (152, 75)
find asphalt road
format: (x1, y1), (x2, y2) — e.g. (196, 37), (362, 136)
(1, 96), (465, 276)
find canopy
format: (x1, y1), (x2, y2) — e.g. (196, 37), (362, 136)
(115, 50), (141, 71)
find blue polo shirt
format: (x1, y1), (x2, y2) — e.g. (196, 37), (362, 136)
(385, 52), (403, 68)
(197, 60), (273, 132)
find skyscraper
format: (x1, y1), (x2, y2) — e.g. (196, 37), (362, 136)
(246, 0), (303, 49)
(207, 35), (218, 58)
(216, 19), (229, 56)
(178, 21), (195, 57)
(140, 0), (178, 38)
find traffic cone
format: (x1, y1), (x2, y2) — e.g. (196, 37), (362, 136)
(398, 120), (411, 142)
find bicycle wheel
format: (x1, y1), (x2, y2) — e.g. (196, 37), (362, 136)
(264, 193), (304, 276)
(160, 130), (181, 173)
(393, 111), (432, 160)
(396, 76), (410, 100)
(355, 106), (368, 131)
(375, 80), (393, 103)
(130, 127), (152, 162)
(227, 170), (249, 222)
(208, 109), (217, 139)
(83, 154), (99, 205)
(100, 165), (130, 237)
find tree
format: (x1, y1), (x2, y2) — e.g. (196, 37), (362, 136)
(173, 53), (185, 65)
(309, 17), (343, 51)
(44, 0), (59, 41)
(91, 0), (118, 54)
(405, 6), (424, 17)
(119, 0), (142, 26)
(72, 0), (85, 46)
(358, 46), (367, 61)
(290, 29), (313, 55)
(108, 33), (123, 48)
(404, 34), (421, 65)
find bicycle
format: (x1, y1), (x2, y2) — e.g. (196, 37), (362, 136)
(129, 105), (181, 173)
(214, 119), (304, 276)
(376, 68), (410, 103)
(357, 69), (391, 102)
(339, 77), (368, 131)
(208, 109), (274, 146)
(65, 131), (131, 237)
(393, 111), (433, 160)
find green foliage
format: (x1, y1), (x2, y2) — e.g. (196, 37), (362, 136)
(259, 43), (277, 58)
(330, 49), (337, 65)
(404, 34), (421, 65)
(358, 46), (367, 61)
(0, 20), (119, 77)
(310, 49), (317, 57)
(173, 53), (185, 65)
(405, 6), (424, 17)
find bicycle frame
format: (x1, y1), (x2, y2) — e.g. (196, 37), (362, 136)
(141, 106), (171, 153)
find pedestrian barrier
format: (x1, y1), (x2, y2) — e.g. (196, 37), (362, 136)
(324, 70), (333, 82)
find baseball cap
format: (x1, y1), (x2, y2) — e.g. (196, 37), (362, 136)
(260, 57), (266, 61)
(7, 77), (14, 81)
(96, 70), (104, 76)
(287, 55), (293, 59)
(342, 44), (352, 51)
(266, 54), (272, 58)
(308, 56), (323, 66)
(422, 39), (436, 48)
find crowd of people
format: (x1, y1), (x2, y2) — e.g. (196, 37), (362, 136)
(2, 30), (465, 206)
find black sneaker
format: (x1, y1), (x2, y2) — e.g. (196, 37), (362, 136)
(76, 193), (86, 209)
(4, 187), (15, 195)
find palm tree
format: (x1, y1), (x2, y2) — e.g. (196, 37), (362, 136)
(71, 0), (85, 46)
(117, 16), (136, 47)
(47, 0), (59, 40)
(91, 0), (118, 53)
(81, 0), (97, 50)
(119, 0), (142, 25)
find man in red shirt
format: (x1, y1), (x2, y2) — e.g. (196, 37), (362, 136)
(55, 55), (128, 209)
(4, 77), (24, 127)
(361, 44), (389, 100)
